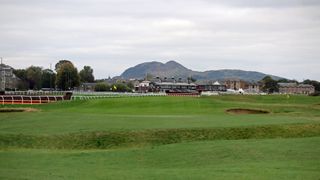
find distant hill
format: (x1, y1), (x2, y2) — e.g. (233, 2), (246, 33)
(120, 61), (283, 82)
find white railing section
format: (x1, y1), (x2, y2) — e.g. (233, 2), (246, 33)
(71, 92), (167, 100)
(0, 95), (65, 105)
(5, 91), (65, 96)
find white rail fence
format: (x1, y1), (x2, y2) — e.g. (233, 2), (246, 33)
(4, 91), (65, 96)
(2, 91), (170, 104)
(0, 95), (64, 105)
(71, 92), (167, 100)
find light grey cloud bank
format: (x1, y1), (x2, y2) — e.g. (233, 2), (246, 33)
(1, 0), (319, 80)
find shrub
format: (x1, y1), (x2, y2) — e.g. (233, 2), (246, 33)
(309, 91), (320, 96)
(94, 83), (110, 92)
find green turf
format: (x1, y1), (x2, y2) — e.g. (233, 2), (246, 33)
(0, 95), (320, 179)
(0, 137), (319, 180)
(0, 95), (319, 135)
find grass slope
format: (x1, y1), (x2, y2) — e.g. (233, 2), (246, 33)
(1, 137), (319, 180)
(1, 124), (319, 149)
(0, 95), (319, 135)
(0, 95), (319, 179)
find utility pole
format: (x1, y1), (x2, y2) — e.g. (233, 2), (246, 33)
(0, 57), (5, 91)
(50, 63), (52, 90)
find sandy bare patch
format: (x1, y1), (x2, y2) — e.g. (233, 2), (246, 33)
(0, 108), (40, 113)
(226, 108), (270, 115)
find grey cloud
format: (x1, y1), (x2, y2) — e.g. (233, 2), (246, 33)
(0, 0), (319, 81)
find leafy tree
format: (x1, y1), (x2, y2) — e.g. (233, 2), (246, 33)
(55, 60), (73, 72)
(112, 83), (132, 92)
(41, 69), (56, 89)
(26, 66), (42, 90)
(55, 61), (80, 90)
(79, 66), (94, 83)
(277, 78), (298, 83)
(94, 83), (110, 92)
(13, 69), (28, 90)
(127, 82), (134, 90)
(260, 76), (279, 93)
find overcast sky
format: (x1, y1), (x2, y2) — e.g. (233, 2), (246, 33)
(1, 0), (320, 81)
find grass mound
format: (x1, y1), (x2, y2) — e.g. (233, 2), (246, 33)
(226, 108), (270, 114)
(0, 95), (320, 179)
(1, 123), (319, 150)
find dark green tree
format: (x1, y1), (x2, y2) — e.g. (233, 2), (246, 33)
(55, 61), (80, 90)
(94, 83), (110, 92)
(79, 66), (94, 83)
(26, 66), (42, 90)
(13, 69), (28, 90)
(41, 69), (56, 89)
(260, 76), (279, 93)
(277, 78), (298, 83)
(55, 60), (73, 71)
(112, 83), (132, 92)
(127, 82), (134, 90)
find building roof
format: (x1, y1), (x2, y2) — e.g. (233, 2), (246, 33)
(81, 82), (98, 86)
(297, 84), (314, 88)
(0, 63), (13, 70)
(213, 81), (220, 85)
(223, 78), (245, 82)
(278, 83), (297, 87)
(155, 82), (196, 86)
(278, 83), (314, 88)
(195, 80), (224, 86)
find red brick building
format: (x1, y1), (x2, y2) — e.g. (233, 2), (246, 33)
(224, 79), (248, 90)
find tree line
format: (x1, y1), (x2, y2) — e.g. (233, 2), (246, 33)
(12, 60), (319, 93)
(13, 60), (94, 91)
(13, 60), (134, 92)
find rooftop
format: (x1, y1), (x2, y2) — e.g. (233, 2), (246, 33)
(155, 82), (196, 86)
(278, 83), (314, 88)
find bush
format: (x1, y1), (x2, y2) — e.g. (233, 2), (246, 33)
(94, 83), (110, 92)
(309, 91), (320, 96)
(112, 83), (133, 92)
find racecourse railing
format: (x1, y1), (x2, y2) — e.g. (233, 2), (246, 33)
(4, 91), (65, 96)
(2, 91), (206, 104)
(71, 92), (167, 100)
(0, 95), (64, 105)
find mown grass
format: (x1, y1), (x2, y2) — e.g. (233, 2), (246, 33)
(0, 95), (319, 135)
(1, 137), (319, 180)
(1, 123), (320, 150)
(0, 95), (319, 179)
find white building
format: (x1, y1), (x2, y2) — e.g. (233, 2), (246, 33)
(0, 63), (19, 91)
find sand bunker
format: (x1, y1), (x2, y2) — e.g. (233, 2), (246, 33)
(0, 108), (39, 113)
(226, 108), (270, 115)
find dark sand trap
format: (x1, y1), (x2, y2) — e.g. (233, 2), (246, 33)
(226, 108), (270, 115)
(0, 108), (39, 113)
